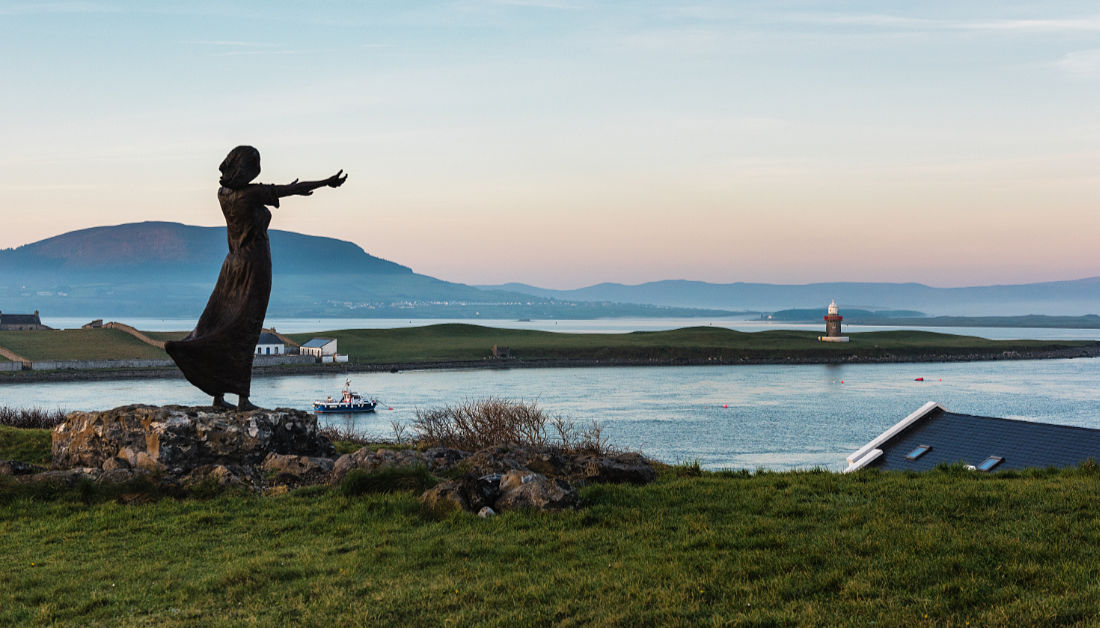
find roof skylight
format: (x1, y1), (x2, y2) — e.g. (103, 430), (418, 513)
(905, 445), (931, 461)
(977, 456), (1003, 472)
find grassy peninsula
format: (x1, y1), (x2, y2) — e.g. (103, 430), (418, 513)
(286, 324), (1100, 366)
(2, 325), (1098, 383)
(3, 427), (1099, 624)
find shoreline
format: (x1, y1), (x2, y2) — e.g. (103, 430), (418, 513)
(3, 345), (1099, 384)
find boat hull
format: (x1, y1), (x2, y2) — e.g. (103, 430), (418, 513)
(313, 401), (377, 414)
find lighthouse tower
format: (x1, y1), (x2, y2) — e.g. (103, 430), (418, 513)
(818, 300), (850, 343)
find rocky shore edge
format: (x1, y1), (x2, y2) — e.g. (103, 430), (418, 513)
(1, 405), (656, 515)
(2, 344), (1099, 385)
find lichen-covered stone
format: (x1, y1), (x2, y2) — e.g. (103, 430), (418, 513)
(0, 460), (47, 476)
(330, 447), (431, 484)
(580, 453), (657, 485)
(420, 480), (469, 514)
(52, 405), (334, 473)
(494, 470), (578, 512)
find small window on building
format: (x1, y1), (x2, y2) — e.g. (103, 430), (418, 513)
(977, 456), (1003, 472)
(905, 445), (931, 460)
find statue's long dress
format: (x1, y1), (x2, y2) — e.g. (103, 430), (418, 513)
(165, 185), (278, 398)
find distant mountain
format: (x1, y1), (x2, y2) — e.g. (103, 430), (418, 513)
(0, 222), (735, 319)
(477, 278), (1100, 316)
(0, 221), (411, 278)
(767, 308), (926, 321)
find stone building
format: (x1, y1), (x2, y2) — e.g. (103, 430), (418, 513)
(0, 310), (49, 331)
(254, 332), (286, 356)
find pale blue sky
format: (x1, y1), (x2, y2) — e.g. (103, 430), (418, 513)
(2, 1), (1098, 287)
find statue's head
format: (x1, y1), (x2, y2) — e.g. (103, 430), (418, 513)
(219, 145), (261, 189)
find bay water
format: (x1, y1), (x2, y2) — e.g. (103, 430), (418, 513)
(4, 357), (1098, 471)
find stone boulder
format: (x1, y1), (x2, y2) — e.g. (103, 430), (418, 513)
(181, 464), (258, 491)
(0, 460), (47, 476)
(331, 447), (429, 484)
(420, 480), (469, 514)
(262, 453), (335, 486)
(460, 445), (575, 478)
(421, 469), (578, 514)
(52, 405), (335, 474)
(579, 452), (657, 485)
(495, 470), (578, 512)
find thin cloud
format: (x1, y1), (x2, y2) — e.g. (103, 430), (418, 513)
(491, 0), (580, 8)
(0, 1), (120, 15)
(787, 12), (1100, 33)
(795, 13), (938, 28)
(182, 40), (277, 48)
(1053, 49), (1100, 79)
(965, 16), (1100, 32)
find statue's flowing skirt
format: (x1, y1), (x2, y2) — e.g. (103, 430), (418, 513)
(165, 241), (271, 398)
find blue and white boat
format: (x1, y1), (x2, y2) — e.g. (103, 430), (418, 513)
(313, 378), (378, 414)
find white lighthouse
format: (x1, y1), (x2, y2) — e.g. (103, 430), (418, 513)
(818, 300), (850, 343)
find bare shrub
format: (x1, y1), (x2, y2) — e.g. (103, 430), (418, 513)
(412, 397), (609, 455)
(390, 420), (409, 445)
(318, 424), (375, 448)
(0, 406), (67, 429)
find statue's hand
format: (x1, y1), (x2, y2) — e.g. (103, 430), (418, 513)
(328, 170), (348, 188)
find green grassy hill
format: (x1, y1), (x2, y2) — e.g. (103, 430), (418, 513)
(287, 324), (1099, 364)
(0, 329), (169, 361)
(1, 324), (1096, 368)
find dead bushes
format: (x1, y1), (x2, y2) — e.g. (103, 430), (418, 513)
(0, 406), (67, 429)
(412, 397), (609, 455)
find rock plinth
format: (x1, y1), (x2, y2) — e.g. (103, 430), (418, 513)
(30, 407), (657, 509)
(52, 405), (334, 474)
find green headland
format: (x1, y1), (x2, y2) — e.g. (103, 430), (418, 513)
(2, 325), (1099, 382)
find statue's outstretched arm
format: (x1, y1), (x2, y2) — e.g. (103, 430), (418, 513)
(272, 170), (347, 198)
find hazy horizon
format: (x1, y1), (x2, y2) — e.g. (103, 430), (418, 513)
(3, 1), (1098, 289)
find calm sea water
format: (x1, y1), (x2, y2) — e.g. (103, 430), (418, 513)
(4, 358), (1098, 471)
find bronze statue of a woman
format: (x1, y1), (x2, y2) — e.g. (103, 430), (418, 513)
(165, 146), (346, 410)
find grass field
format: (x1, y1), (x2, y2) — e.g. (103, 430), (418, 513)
(287, 324), (1099, 364)
(2, 428), (1099, 625)
(0, 425), (51, 465)
(2, 325), (1094, 369)
(0, 329), (169, 361)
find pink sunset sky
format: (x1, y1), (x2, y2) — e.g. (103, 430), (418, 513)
(2, 1), (1098, 289)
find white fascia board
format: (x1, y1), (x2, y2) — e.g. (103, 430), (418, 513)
(844, 448), (882, 473)
(845, 401), (944, 470)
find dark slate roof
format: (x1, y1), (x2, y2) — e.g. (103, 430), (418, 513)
(848, 404), (1100, 472)
(0, 313), (41, 325)
(301, 338), (335, 348)
(256, 332), (283, 345)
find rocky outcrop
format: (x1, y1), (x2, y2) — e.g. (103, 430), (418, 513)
(414, 447), (653, 514)
(53, 405), (334, 474)
(262, 453), (334, 486)
(421, 468), (579, 514)
(329, 446), (470, 484)
(0, 460), (47, 476)
(578, 452), (657, 485)
(27, 406), (656, 508)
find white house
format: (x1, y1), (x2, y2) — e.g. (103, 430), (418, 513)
(300, 337), (338, 358)
(255, 332), (285, 356)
